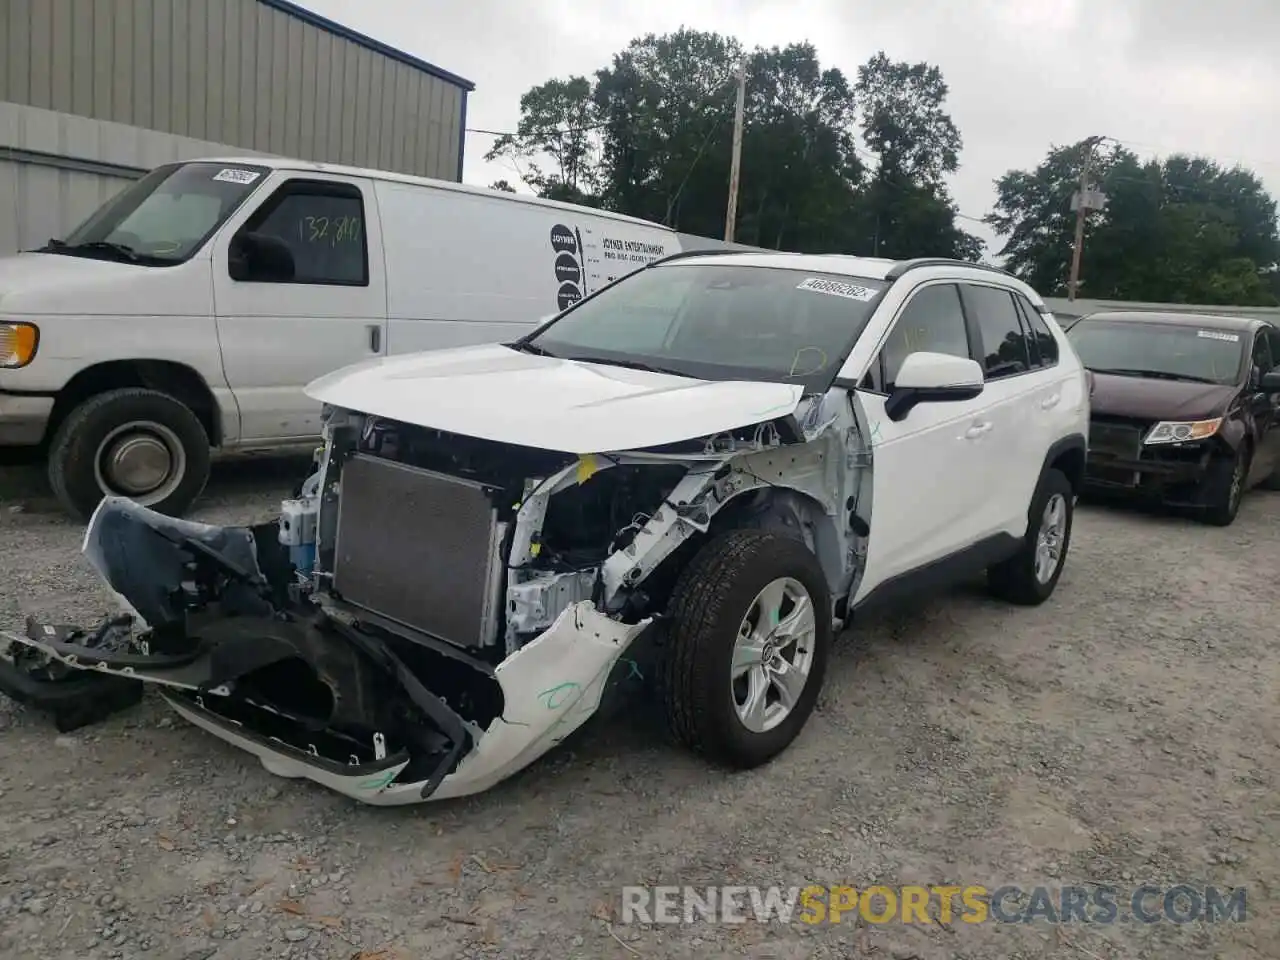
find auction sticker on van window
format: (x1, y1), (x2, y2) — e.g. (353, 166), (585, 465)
(212, 168), (261, 185)
(796, 277), (877, 301)
(1197, 330), (1240, 342)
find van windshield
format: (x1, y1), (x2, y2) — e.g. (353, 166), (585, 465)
(41, 162), (271, 266)
(519, 262), (887, 392)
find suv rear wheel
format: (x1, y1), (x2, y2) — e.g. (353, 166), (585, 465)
(47, 388), (212, 522)
(987, 468), (1074, 605)
(659, 529), (832, 769)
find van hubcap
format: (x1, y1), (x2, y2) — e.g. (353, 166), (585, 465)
(730, 577), (817, 734)
(95, 422), (186, 504)
(1034, 494), (1067, 584)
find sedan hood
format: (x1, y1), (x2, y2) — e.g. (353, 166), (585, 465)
(1089, 372), (1236, 421)
(305, 344), (804, 453)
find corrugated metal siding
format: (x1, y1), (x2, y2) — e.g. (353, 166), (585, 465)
(0, 100), (274, 255)
(1, 0), (465, 180)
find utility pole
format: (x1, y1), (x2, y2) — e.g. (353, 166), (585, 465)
(724, 58), (747, 243)
(1067, 135), (1107, 301)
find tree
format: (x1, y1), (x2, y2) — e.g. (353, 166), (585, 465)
(851, 53), (983, 261)
(987, 141), (1280, 304)
(486, 31), (978, 258)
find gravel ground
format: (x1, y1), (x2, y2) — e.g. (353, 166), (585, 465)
(0, 459), (1276, 960)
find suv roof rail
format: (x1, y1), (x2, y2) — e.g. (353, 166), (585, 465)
(646, 247), (756, 267)
(884, 258), (1014, 280)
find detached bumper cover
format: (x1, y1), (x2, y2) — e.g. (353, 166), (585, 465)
(0, 497), (652, 805)
(1083, 444), (1215, 506)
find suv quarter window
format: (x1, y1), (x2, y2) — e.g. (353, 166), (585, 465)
(862, 282), (972, 393)
(960, 283), (1032, 380)
(1014, 293), (1059, 367)
(232, 179), (368, 286)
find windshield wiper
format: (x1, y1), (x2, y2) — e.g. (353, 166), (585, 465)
(60, 240), (145, 263)
(507, 340), (558, 358)
(1090, 367), (1218, 384)
(564, 355), (690, 377)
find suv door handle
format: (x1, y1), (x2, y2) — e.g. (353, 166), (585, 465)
(368, 324), (382, 353)
(1040, 393), (1061, 410)
(963, 420), (993, 440)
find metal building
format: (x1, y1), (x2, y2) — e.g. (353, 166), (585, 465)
(0, 0), (474, 254)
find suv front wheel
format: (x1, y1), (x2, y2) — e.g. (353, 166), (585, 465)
(987, 468), (1075, 605)
(659, 529), (832, 769)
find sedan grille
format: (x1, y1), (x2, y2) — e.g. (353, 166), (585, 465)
(332, 454), (505, 649)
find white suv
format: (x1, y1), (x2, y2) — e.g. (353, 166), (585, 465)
(2, 252), (1089, 805)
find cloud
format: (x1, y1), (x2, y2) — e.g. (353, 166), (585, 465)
(300, 0), (1280, 260)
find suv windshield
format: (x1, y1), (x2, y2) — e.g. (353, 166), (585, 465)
(41, 161), (271, 265)
(520, 262), (887, 391)
(1066, 319), (1245, 385)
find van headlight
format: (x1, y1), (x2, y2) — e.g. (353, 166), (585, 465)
(0, 322), (39, 368)
(1143, 418), (1222, 445)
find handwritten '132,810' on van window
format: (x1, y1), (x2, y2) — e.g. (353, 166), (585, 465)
(297, 216), (362, 246)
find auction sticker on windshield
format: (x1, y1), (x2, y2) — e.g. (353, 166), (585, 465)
(796, 278), (878, 301)
(212, 168), (261, 185)
(1197, 330), (1239, 342)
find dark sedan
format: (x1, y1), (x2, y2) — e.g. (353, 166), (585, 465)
(1066, 311), (1280, 525)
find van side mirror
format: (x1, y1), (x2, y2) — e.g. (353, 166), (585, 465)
(229, 232), (295, 282)
(884, 352), (985, 422)
(1259, 368), (1280, 394)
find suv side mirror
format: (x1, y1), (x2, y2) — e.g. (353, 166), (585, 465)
(884, 352), (985, 422)
(1259, 368), (1280, 394)
(229, 232), (295, 282)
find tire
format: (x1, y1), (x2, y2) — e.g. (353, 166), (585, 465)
(1200, 445), (1249, 527)
(987, 468), (1074, 606)
(659, 529), (832, 770)
(47, 388), (211, 522)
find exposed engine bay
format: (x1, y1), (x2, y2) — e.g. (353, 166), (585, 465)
(0, 391), (873, 805)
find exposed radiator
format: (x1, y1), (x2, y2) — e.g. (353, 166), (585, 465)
(332, 454), (506, 648)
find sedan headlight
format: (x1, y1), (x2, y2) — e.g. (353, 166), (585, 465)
(0, 322), (39, 369)
(1143, 418), (1222, 445)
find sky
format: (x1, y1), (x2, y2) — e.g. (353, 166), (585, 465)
(299, 0), (1280, 260)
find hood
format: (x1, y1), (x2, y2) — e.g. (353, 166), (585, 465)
(1089, 372), (1237, 421)
(305, 344), (805, 454)
(0, 252), (211, 317)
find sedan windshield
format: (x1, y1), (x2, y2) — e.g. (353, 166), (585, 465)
(41, 161), (271, 265)
(1066, 319), (1245, 385)
(521, 263), (888, 391)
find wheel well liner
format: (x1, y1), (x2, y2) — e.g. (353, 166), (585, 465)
(49, 361), (221, 446)
(1043, 434), (1086, 495)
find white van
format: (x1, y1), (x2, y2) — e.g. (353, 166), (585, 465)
(0, 157), (736, 519)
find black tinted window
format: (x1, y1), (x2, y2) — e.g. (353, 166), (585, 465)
(1015, 294), (1059, 366)
(238, 181), (367, 285)
(877, 284), (971, 391)
(963, 284), (1031, 379)
(1251, 331), (1274, 373)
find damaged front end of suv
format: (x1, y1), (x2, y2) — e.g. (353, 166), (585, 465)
(1, 390), (869, 805)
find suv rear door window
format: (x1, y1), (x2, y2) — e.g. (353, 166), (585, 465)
(1014, 294), (1059, 367)
(961, 284), (1032, 380)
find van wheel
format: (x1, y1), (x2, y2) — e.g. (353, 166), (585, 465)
(659, 529), (831, 770)
(987, 468), (1074, 605)
(47, 388), (211, 522)
(1200, 445), (1249, 526)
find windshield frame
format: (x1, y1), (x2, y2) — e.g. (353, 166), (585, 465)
(1065, 317), (1249, 386)
(513, 258), (892, 394)
(47, 161), (273, 267)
